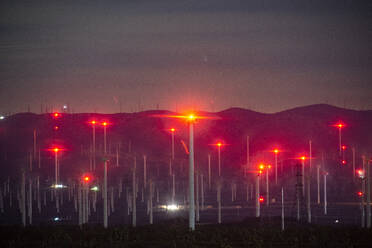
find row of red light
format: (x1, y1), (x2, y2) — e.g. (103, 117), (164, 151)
(51, 113), (101, 184)
(50, 112), (350, 184)
(50, 112), (64, 151)
(90, 120), (109, 127)
(53, 112), (61, 130)
(334, 123), (347, 165)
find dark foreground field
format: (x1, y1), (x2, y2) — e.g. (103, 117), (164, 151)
(1, 218), (371, 248)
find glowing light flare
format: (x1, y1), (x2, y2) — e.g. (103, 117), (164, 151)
(272, 149), (281, 154)
(341, 160), (346, 165)
(357, 169), (365, 178)
(89, 120), (97, 125)
(170, 128), (175, 132)
(53, 112), (61, 118)
(295, 156), (311, 161)
(187, 114), (196, 121)
(259, 196), (264, 203)
(333, 123), (346, 129)
(82, 173), (93, 184)
(151, 113), (220, 122)
(259, 164), (265, 170)
(342, 145), (347, 150)
(101, 121), (110, 127)
(54, 126), (59, 131)
(48, 147), (64, 153)
(358, 191), (363, 197)
(166, 204), (179, 211)
(210, 142), (227, 148)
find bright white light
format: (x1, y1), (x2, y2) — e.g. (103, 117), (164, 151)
(51, 184), (66, 189)
(0, 115), (4, 120)
(54, 217), (60, 221)
(90, 186), (99, 191)
(335, 219), (339, 223)
(166, 204), (179, 211)
(63, 105), (67, 110)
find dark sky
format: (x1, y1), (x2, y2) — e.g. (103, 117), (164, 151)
(1, 0), (371, 114)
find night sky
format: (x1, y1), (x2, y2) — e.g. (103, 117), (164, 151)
(1, 0), (371, 114)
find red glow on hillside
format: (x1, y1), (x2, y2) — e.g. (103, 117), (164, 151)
(333, 122), (346, 129)
(151, 113), (220, 122)
(48, 147), (64, 153)
(271, 148), (282, 154)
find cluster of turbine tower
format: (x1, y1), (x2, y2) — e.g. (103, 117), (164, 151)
(0, 112), (370, 231)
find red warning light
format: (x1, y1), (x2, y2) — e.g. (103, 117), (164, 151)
(54, 126), (59, 131)
(53, 112), (61, 118)
(341, 160), (346, 165)
(357, 169), (365, 178)
(187, 114), (196, 122)
(90, 120), (97, 125)
(170, 128), (175, 132)
(342, 145), (347, 150)
(259, 196), (264, 203)
(101, 121), (109, 127)
(48, 147), (63, 153)
(358, 191), (363, 197)
(81, 173), (93, 183)
(211, 141), (226, 147)
(335, 123), (345, 129)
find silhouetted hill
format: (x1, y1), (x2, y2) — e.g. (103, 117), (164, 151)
(0, 104), (371, 188)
